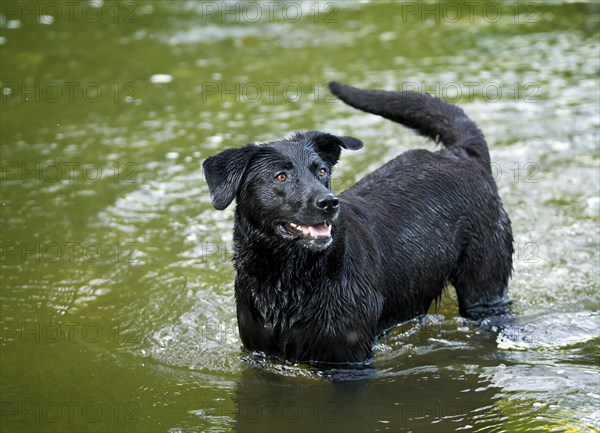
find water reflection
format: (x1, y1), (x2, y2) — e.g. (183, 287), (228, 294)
(232, 363), (504, 433)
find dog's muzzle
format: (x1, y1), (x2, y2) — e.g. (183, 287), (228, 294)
(275, 193), (339, 251)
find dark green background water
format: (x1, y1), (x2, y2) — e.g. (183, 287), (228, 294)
(1, 1), (599, 432)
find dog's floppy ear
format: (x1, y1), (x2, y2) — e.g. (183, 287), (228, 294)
(202, 145), (257, 210)
(304, 131), (363, 166)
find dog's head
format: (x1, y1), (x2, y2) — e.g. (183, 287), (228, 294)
(203, 131), (362, 251)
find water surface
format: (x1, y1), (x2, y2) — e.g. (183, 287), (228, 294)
(1, 1), (599, 432)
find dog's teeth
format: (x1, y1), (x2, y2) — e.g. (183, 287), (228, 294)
(289, 222), (304, 233)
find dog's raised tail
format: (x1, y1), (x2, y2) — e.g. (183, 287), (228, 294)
(328, 81), (490, 168)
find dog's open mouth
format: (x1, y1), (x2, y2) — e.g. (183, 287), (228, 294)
(280, 221), (332, 240)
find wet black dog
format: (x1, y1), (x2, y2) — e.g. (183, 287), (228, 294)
(203, 82), (512, 364)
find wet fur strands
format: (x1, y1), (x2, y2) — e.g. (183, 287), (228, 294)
(203, 82), (513, 365)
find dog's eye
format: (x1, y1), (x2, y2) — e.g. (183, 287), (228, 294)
(275, 173), (287, 182)
(318, 168), (328, 178)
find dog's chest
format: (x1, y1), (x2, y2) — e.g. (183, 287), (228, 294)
(253, 267), (315, 323)
(236, 250), (329, 328)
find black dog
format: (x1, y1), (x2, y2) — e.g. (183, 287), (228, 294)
(203, 82), (512, 364)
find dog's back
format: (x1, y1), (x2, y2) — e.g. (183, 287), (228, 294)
(329, 82), (513, 327)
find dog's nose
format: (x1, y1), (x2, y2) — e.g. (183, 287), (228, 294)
(315, 193), (339, 212)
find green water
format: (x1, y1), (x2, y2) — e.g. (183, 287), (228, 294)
(1, 1), (599, 432)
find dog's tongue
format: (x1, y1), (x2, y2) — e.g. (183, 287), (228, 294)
(307, 223), (331, 238)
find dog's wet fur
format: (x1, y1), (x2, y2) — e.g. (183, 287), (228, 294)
(203, 82), (513, 365)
